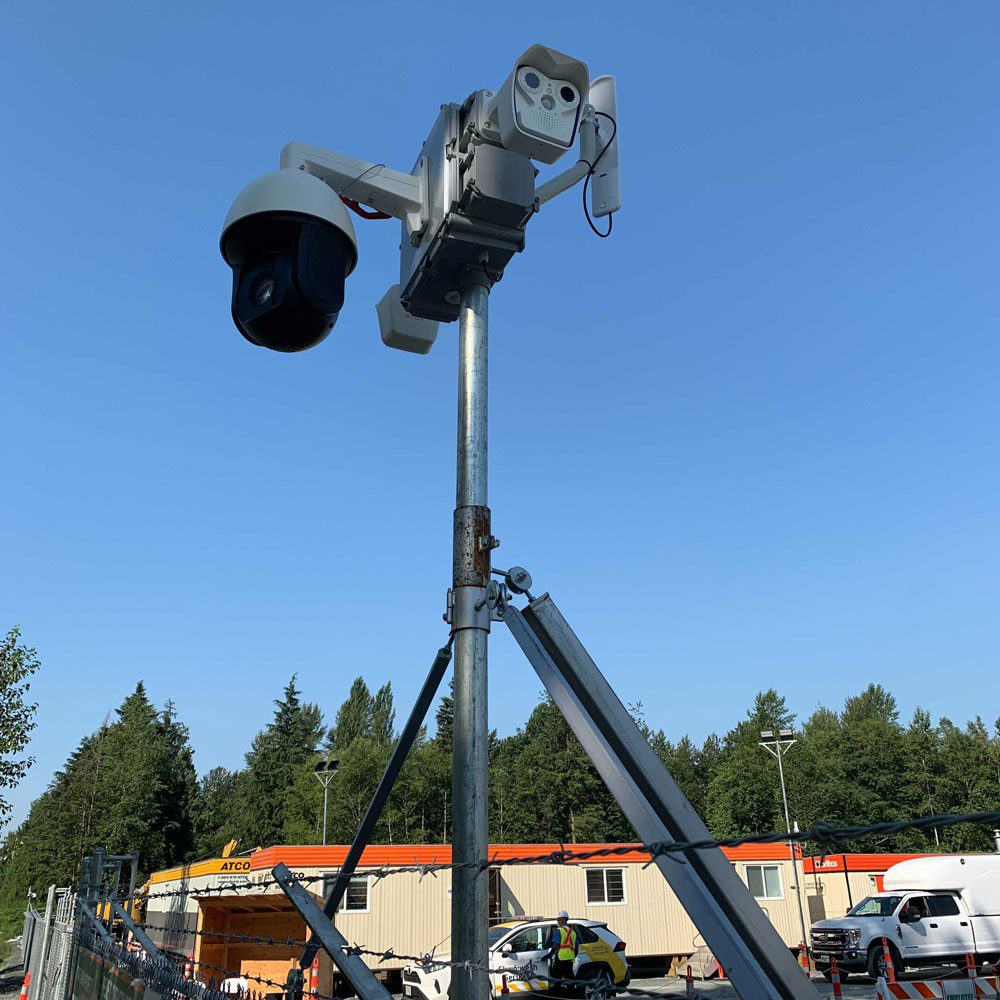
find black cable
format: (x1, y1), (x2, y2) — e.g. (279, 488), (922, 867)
(583, 110), (617, 239)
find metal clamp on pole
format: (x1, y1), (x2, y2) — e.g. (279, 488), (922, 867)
(273, 863), (393, 1000)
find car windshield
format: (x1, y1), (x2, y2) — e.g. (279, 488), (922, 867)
(489, 926), (515, 948)
(848, 896), (903, 917)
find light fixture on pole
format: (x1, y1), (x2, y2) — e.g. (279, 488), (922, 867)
(759, 728), (810, 956)
(313, 756), (339, 847)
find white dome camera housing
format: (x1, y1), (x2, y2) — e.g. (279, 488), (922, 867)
(220, 169), (358, 352)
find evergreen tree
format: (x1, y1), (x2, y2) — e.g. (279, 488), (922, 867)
(706, 690), (792, 837)
(327, 678), (373, 751)
(899, 709), (945, 848)
(192, 767), (242, 857)
(372, 683), (396, 746)
(0, 683), (198, 933)
(236, 677), (323, 848)
(434, 679), (455, 751)
(934, 718), (995, 852)
(493, 697), (628, 844)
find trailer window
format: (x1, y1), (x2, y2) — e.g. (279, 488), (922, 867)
(928, 896), (960, 917)
(343, 875), (369, 911)
(746, 865), (783, 899)
(322, 872), (370, 912)
(585, 868), (626, 905)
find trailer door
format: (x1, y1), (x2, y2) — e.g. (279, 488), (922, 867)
(925, 895), (975, 959)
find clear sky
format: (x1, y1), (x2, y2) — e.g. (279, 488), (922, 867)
(3, 3), (998, 829)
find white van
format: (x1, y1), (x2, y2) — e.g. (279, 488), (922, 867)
(810, 856), (1000, 980)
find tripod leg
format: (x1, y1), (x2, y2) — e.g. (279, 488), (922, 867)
(503, 596), (820, 1000)
(300, 641), (453, 968)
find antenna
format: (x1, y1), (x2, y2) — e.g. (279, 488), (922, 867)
(587, 75), (621, 217)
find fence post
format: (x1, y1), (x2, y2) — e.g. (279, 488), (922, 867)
(28, 886), (56, 1000)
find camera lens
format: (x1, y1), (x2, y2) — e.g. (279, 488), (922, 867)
(224, 213), (355, 352)
(559, 85), (575, 103)
(541, 95), (555, 110)
(253, 275), (275, 307)
(524, 71), (541, 90)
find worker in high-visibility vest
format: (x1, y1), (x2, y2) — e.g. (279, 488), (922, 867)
(547, 911), (578, 994)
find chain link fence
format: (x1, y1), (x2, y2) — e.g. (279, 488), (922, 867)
(21, 888), (76, 1000)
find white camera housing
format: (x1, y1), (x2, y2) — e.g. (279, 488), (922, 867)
(491, 45), (589, 164)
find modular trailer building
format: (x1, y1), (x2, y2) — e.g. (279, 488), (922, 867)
(143, 844), (930, 994)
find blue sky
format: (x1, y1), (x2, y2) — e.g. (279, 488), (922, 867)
(3, 3), (998, 830)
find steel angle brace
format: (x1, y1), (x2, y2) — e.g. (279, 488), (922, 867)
(502, 596), (820, 1000)
(301, 642), (452, 968)
(111, 901), (169, 967)
(273, 864), (392, 1000)
(76, 899), (116, 947)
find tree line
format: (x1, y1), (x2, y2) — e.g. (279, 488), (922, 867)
(2, 669), (998, 934)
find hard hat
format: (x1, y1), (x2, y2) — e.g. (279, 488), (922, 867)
(558, 910), (569, 919)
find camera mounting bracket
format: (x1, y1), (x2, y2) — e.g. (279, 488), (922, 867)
(280, 142), (425, 235)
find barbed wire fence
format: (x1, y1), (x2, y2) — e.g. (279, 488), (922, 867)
(37, 809), (1000, 1000)
(141, 809), (1000, 902)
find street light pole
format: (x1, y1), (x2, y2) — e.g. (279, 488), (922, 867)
(451, 271), (492, 1000)
(760, 730), (809, 959)
(313, 757), (339, 847)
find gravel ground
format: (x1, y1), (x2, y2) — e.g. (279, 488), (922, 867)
(0, 939), (24, 1000)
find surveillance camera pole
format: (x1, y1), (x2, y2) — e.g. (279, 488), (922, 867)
(451, 266), (492, 1000)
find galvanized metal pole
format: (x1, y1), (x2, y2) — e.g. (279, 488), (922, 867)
(451, 273), (491, 1000)
(775, 745), (810, 953)
(322, 782), (329, 846)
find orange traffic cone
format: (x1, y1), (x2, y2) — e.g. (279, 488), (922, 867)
(184, 954), (193, 981)
(799, 943), (811, 974)
(829, 958), (843, 1000)
(881, 938), (895, 984)
(18, 971), (31, 1000)
(311, 958), (319, 998)
(500, 976), (510, 996)
(966, 953), (976, 979)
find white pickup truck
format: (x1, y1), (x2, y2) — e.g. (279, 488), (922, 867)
(810, 856), (1000, 981)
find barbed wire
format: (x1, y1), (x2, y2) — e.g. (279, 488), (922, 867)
(139, 809), (1000, 903)
(132, 921), (1000, 999)
(135, 920), (701, 997)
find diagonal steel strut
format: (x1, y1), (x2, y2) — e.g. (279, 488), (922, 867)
(300, 641), (452, 968)
(274, 863), (393, 1000)
(503, 594), (821, 1000)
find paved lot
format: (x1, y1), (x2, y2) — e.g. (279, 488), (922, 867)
(624, 967), (966, 1000)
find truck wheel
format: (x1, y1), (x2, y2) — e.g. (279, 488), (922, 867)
(867, 944), (902, 981)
